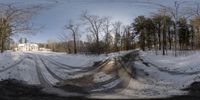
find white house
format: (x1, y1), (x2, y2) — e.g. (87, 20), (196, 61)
(39, 47), (51, 51)
(17, 43), (39, 51)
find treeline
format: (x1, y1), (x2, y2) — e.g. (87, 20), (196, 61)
(52, 12), (137, 54)
(133, 15), (200, 55)
(52, 10), (200, 55)
(45, 39), (136, 54)
(0, 2), (55, 53)
(2, 1), (200, 56)
(80, 12), (137, 54)
(51, 1), (200, 55)
(131, 3), (200, 56)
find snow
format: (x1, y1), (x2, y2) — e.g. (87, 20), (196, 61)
(91, 79), (121, 92)
(122, 61), (187, 98)
(121, 50), (200, 98)
(90, 50), (200, 99)
(0, 51), (122, 85)
(93, 72), (112, 83)
(0, 51), (25, 70)
(140, 50), (200, 73)
(30, 51), (107, 68)
(0, 54), (40, 85)
(1, 50), (200, 99)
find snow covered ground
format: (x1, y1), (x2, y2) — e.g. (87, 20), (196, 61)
(90, 50), (200, 99)
(0, 51), (103, 85)
(0, 50), (199, 99)
(0, 51), (25, 71)
(122, 50), (200, 98)
(140, 50), (200, 73)
(0, 50), (132, 85)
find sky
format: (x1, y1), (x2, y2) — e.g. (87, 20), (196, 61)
(1, 0), (200, 43)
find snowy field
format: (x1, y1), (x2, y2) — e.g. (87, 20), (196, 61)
(0, 50), (132, 85)
(140, 50), (200, 73)
(125, 50), (200, 98)
(0, 50), (199, 99)
(0, 51), (102, 85)
(90, 50), (200, 99)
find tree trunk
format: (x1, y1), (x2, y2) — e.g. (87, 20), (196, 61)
(158, 25), (161, 50)
(96, 33), (100, 54)
(73, 32), (77, 54)
(162, 32), (166, 55)
(168, 27), (172, 50)
(162, 19), (167, 55)
(1, 38), (5, 53)
(191, 29), (194, 50)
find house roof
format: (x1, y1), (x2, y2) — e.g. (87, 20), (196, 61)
(18, 43), (38, 47)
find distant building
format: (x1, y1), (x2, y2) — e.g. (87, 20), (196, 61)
(19, 37), (28, 44)
(17, 43), (39, 51)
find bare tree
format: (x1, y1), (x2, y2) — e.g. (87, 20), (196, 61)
(0, 18), (12, 53)
(58, 33), (70, 53)
(0, 2), (54, 52)
(190, 3), (200, 49)
(65, 20), (80, 54)
(102, 17), (113, 53)
(47, 39), (56, 51)
(81, 11), (106, 54)
(0, 3), (46, 33)
(123, 25), (132, 50)
(137, 1), (192, 56)
(113, 21), (122, 52)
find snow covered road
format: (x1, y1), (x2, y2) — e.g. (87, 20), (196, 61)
(0, 51), (114, 87)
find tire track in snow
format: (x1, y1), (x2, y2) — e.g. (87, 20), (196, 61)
(73, 59), (111, 73)
(44, 55), (111, 74)
(44, 58), (72, 70)
(86, 75), (120, 92)
(39, 56), (65, 81)
(27, 53), (111, 88)
(66, 59), (111, 78)
(89, 58), (134, 92)
(32, 54), (52, 87)
(44, 55), (110, 71)
(139, 56), (200, 75)
(0, 57), (27, 73)
(39, 54), (119, 92)
(44, 56), (92, 69)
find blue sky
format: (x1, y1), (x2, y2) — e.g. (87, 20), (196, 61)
(1, 0), (199, 43)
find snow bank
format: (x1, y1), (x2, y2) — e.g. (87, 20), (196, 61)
(124, 50), (200, 98)
(0, 50), (133, 85)
(0, 51), (25, 70)
(90, 50), (200, 99)
(0, 55), (40, 85)
(140, 50), (200, 73)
